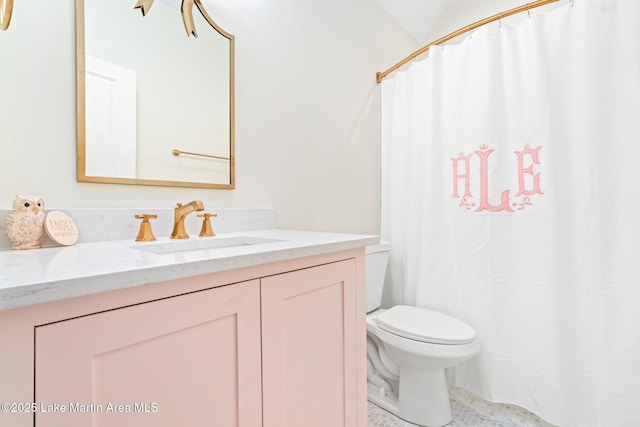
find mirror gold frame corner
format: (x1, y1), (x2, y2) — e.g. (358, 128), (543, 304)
(0, 0), (14, 31)
(75, 0), (235, 190)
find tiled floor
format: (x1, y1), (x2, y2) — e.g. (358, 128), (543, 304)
(368, 386), (555, 427)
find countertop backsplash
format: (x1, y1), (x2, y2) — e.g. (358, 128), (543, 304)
(0, 208), (277, 251)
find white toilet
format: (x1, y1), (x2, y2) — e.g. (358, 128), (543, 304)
(366, 242), (480, 427)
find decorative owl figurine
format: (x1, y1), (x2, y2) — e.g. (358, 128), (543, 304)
(5, 195), (46, 250)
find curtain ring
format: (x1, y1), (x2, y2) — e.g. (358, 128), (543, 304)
(527, 2), (531, 18)
(569, 0), (574, 7)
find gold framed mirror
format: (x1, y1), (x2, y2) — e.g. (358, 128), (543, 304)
(76, 0), (235, 189)
(0, 0), (14, 30)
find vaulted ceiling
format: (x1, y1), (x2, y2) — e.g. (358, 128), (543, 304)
(371, 0), (463, 43)
(371, 0), (543, 45)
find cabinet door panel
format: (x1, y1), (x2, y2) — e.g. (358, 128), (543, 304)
(261, 260), (357, 427)
(35, 280), (262, 427)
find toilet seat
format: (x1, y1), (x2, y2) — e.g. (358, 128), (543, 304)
(376, 305), (476, 345)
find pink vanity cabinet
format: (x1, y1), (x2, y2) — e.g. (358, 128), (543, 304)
(0, 249), (367, 427)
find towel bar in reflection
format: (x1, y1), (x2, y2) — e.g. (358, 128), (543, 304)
(172, 149), (230, 161)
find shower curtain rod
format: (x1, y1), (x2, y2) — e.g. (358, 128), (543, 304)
(376, 0), (560, 84)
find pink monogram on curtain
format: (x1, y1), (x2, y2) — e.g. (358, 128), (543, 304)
(451, 145), (543, 212)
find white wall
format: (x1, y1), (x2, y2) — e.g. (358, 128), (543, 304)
(0, 0), (417, 235)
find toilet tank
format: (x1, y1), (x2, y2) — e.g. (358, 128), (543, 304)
(365, 241), (391, 313)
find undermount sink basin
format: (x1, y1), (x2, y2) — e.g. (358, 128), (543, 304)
(131, 236), (284, 255)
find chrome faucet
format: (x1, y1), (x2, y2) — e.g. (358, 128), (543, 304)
(170, 200), (205, 239)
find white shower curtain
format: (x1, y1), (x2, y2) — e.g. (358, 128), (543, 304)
(380, 1), (640, 425)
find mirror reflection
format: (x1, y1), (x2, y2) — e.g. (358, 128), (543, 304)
(77, 0), (235, 189)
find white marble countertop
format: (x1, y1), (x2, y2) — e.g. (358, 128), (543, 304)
(0, 229), (378, 312)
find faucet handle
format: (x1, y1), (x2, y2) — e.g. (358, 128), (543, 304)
(197, 213), (217, 237)
(134, 214), (157, 242)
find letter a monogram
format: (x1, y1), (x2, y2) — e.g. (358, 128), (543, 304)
(451, 153), (473, 198)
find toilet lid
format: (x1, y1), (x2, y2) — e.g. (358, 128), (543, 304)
(376, 305), (476, 344)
